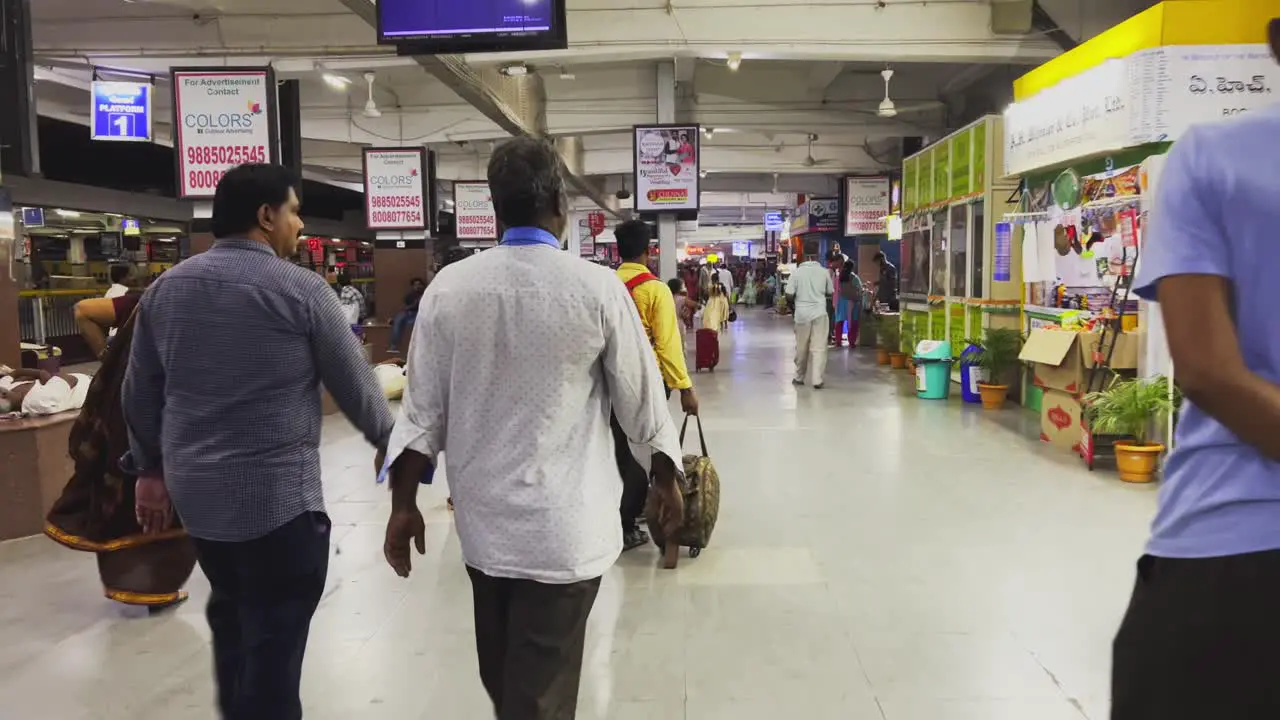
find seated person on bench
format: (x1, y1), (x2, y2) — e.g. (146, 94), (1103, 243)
(0, 368), (92, 416)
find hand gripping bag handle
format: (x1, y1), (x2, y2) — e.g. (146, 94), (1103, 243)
(679, 414), (709, 458)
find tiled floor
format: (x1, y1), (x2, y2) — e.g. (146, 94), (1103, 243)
(0, 310), (1158, 719)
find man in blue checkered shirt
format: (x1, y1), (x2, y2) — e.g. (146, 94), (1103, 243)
(122, 164), (393, 720)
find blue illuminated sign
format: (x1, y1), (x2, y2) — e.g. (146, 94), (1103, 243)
(764, 211), (783, 231)
(91, 81), (153, 142)
(21, 207), (43, 227)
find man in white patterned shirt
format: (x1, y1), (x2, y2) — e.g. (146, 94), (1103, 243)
(381, 136), (684, 720)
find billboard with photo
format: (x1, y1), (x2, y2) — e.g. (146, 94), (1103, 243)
(633, 124), (700, 214)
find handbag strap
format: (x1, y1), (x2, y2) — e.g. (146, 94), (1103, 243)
(678, 413), (709, 457)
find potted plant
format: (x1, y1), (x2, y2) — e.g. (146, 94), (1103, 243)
(901, 324), (919, 372)
(1083, 375), (1178, 483)
(972, 328), (1022, 410)
(880, 321), (904, 368)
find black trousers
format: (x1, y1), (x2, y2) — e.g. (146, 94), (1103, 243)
(467, 567), (602, 720)
(1113, 550), (1280, 719)
(192, 511), (331, 720)
(611, 411), (648, 534)
(611, 386), (671, 534)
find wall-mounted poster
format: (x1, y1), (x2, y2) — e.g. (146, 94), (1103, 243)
(362, 147), (427, 231)
(171, 67), (277, 199)
(843, 176), (890, 236)
(633, 124), (700, 213)
(454, 181), (497, 240)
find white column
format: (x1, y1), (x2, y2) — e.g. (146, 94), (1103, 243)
(656, 60), (678, 281)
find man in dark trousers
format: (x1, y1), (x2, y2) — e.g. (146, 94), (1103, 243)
(1110, 18), (1280, 720)
(122, 164), (393, 720)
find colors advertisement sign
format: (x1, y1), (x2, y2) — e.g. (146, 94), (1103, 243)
(171, 67), (277, 199)
(362, 148), (427, 231)
(90, 81), (152, 143)
(843, 177), (890, 236)
(633, 124), (700, 213)
(454, 181), (497, 240)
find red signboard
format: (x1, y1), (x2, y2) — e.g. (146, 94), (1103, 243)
(587, 211), (606, 237)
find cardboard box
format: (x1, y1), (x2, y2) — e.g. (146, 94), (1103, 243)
(1040, 389), (1085, 452)
(1018, 329), (1139, 395)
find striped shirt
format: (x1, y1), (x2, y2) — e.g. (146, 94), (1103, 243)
(122, 238), (393, 542)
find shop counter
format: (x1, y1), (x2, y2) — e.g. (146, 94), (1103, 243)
(0, 411), (78, 541)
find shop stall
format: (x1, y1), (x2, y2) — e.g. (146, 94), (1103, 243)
(1000, 0), (1280, 452)
(898, 115), (1019, 377)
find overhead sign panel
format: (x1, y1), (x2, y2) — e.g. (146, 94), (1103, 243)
(91, 82), (153, 143)
(454, 181), (497, 240)
(764, 211), (784, 232)
(844, 176), (891, 236)
(171, 67), (278, 199)
(633, 124), (700, 213)
(362, 148), (428, 231)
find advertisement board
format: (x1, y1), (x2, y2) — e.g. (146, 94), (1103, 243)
(362, 148), (427, 231)
(808, 197), (840, 232)
(171, 67), (278, 199)
(91, 81), (152, 143)
(454, 181), (497, 240)
(764, 211), (784, 232)
(843, 177), (890, 236)
(633, 124), (700, 213)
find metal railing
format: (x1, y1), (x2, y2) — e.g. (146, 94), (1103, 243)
(18, 290), (101, 346)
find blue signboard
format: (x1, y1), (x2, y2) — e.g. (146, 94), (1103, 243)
(764, 211), (784, 232)
(91, 81), (152, 142)
(994, 222), (1013, 282)
(121, 218), (141, 236)
(20, 207), (43, 228)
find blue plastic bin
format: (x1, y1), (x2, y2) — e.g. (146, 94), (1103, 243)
(959, 343), (985, 404)
(914, 340), (953, 400)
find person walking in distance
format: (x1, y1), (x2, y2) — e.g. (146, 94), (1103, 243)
(387, 277), (426, 354)
(1110, 20), (1280, 720)
(787, 250), (834, 389)
(380, 136), (684, 720)
(614, 219), (699, 550)
(121, 164), (394, 720)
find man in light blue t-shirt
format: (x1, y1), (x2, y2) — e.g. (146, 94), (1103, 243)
(1111, 20), (1280, 720)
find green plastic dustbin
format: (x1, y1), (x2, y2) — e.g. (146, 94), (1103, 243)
(914, 340), (953, 400)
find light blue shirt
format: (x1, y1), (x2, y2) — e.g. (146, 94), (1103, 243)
(1134, 107), (1280, 558)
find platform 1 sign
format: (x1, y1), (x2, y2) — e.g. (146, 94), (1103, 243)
(91, 82), (153, 143)
(171, 67), (278, 199)
(363, 147), (428, 231)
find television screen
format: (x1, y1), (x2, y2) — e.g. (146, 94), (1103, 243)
(379, 0), (568, 54)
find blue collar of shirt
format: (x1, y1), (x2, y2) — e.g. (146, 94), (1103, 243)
(213, 237), (277, 256)
(500, 227), (561, 248)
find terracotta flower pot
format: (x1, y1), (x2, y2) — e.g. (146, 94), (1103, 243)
(977, 383), (1008, 410)
(876, 348), (890, 365)
(889, 352), (907, 369)
(1114, 442), (1165, 483)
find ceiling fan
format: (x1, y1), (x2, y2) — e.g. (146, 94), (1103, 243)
(362, 72), (382, 118)
(802, 134), (835, 168)
(878, 68), (898, 118)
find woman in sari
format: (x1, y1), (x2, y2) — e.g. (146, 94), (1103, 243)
(44, 295), (196, 608)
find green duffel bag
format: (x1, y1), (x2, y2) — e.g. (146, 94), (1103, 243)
(647, 414), (720, 568)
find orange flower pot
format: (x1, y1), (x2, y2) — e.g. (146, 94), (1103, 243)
(1115, 442), (1165, 483)
(889, 352), (907, 369)
(876, 348), (890, 365)
(977, 383), (1008, 410)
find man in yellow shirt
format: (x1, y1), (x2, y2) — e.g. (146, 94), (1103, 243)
(613, 220), (698, 550)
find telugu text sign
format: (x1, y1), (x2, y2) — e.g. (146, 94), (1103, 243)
(171, 68), (276, 199)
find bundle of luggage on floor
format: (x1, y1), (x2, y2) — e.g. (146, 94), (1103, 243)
(647, 414), (721, 569)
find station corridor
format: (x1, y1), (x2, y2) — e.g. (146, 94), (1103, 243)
(0, 312), (1157, 720)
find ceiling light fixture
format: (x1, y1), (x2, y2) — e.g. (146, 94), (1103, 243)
(322, 72), (351, 91)
(699, 170), (709, 179)
(55, 209), (80, 218)
(499, 63), (529, 77)
(702, 127), (716, 137)
(726, 52), (742, 71)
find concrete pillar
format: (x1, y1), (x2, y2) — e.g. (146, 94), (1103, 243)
(655, 61), (678, 281)
(0, 0), (36, 367)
